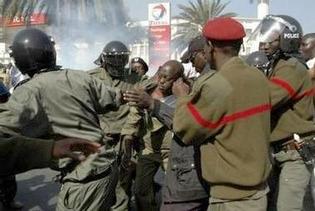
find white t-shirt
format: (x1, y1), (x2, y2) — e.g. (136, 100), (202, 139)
(307, 57), (315, 69)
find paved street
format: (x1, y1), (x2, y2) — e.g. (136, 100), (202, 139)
(15, 169), (60, 211)
(11, 168), (315, 211)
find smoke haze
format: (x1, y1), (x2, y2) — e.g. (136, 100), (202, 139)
(48, 0), (146, 70)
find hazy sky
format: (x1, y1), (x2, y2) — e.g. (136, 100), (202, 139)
(125, 0), (315, 33)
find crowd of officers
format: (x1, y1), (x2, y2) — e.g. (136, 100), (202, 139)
(0, 14), (314, 211)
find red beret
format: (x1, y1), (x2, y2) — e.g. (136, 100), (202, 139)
(202, 17), (246, 41)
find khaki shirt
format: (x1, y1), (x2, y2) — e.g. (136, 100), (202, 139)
(0, 69), (121, 142)
(121, 78), (174, 155)
(268, 58), (315, 142)
(142, 95), (176, 155)
(0, 69), (123, 181)
(89, 67), (143, 135)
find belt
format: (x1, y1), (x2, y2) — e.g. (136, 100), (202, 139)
(272, 131), (315, 153)
(281, 141), (296, 152)
(275, 131), (315, 143)
(272, 140), (296, 153)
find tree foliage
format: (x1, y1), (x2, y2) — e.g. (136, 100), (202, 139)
(0, 0), (145, 43)
(173, 0), (237, 52)
(0, 0), (129, 27)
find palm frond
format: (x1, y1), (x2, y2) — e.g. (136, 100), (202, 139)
(173, 0), (237, 53)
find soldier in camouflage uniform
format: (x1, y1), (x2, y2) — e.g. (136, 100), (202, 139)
(0, 28), (123, 211)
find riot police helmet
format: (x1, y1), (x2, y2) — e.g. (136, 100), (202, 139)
(95, 41), (130, 77)
(250, 15), (303, 55)
(246, 51), (270, 75)
(10, 28), (56, 77)
(277, 15), (303, 53)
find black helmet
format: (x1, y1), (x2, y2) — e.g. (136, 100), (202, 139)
(256, 15), (303, 54)
(95, 41), (130, 77)
(278, 15), (303, 53)
(246, 51), (270, 75)
(130, 57), (148, 72)
(10, 28), (56, 77)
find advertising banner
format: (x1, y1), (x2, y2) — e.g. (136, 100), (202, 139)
(2, 13), (47, 27)
(148, 2), (171, 74)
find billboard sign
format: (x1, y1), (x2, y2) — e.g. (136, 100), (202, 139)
(2, 13), (47, 27)
(148, 2), (171, 75)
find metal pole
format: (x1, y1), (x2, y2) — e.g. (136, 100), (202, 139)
(208, 0), (211, 19)
(56, 0), (60, 26)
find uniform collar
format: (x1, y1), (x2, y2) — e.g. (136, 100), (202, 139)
(218, 56), (244, 73)
(200, 63), (215, 76)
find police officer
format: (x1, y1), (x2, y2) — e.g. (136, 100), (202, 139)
(0, 78), (99, 178)
(246, 51), (270, 74)
(257, 15), (315, 211)
(173, 17), (271, 211)
(89, 41), (144, 211)
(0, 28), (123, 210)
(130, 57), (149, 77)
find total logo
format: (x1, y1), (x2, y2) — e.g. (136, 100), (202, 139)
(152, 4), (167, 21)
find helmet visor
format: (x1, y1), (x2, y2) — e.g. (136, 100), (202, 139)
(102, 53), (129, 67)
(248, 15), (293, 43)
(103, 54), (129, 68)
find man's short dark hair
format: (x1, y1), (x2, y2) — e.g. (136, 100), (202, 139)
(210, 39), (243, 55)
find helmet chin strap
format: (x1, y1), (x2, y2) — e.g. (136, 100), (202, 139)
(265, 49), (286, 77)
